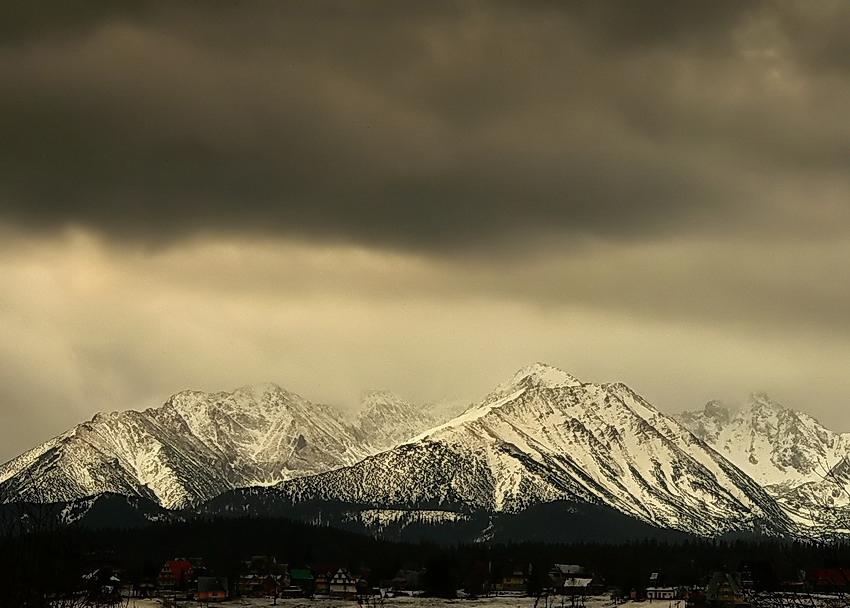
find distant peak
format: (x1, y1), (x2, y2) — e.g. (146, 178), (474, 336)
(361, 389), (404, 402)
(511, 362), (581, 389)
(162, 383), (296, 412)
(359, 389), (412, 413)
(703, 399), (731, 420)
(746, 392), (782, 410)
(233, 382), (288, 398)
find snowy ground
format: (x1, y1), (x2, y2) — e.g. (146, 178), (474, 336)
(120, 595), (850, 608)
(123, 595), (624, 608)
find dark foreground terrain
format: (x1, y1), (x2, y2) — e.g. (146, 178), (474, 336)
(2, 507), (849, 608)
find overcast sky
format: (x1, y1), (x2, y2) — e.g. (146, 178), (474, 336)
(2, 1), (850, 463)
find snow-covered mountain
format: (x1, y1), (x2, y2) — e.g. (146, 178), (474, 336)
(677, 394), (850, 487)
(6, 362), (849, 539)
(0, 384), (440, 509)
(677, 394), (850, 537)
(225, 363), (793, 537)
(353, 390), (444, 452)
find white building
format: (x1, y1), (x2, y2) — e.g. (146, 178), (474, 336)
(647, 586), (679, 600)
(329, 568), (357, 599)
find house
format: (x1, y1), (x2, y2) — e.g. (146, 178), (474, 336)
(259, 574), (286, 597)
(383, 569), (424, 591)
(646, 571), (682, 601)
(495, 563), (530, 592)
(197, 576), (228, 602)
(289, 568), (315, 596)
(314, 572), (331, 595)
(243, 555), (282, 574)
(549, 564), (586, 587)
(562, 576), (593, 596)
(805, 568), (850, 590)
(239, 573), (288, 597)
(237, 574), (261, 597)
(157, 559), (196, 591)
(647, 587), (681, 600)
(81, 569), (122, 605)
(705, 572), (750, 608)
(562, 575), (606, 596)
(329, 568), (357, 599)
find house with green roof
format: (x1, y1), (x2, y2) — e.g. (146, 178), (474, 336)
(289, 568), (315, 596)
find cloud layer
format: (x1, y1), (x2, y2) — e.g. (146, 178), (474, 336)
(2, 2), (849, 462)
(2, 1), (850, 250)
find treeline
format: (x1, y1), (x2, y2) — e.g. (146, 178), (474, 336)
(3, 513), (850, 606)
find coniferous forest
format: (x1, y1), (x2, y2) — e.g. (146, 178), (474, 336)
(3, 510), (850, 607)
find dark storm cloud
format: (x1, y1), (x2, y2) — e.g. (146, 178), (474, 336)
(0, 0), (144, 45)
(1, 1), (849, 250)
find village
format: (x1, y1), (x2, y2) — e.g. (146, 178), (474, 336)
(72, 554), (850, 608)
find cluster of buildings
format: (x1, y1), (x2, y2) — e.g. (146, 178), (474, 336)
(143, 558), (609, 602)
(140, 556), (389, 602)
(641, 572), (751, 607)
(546, 564), (606, 596)
(625, 569), (850, 608)
(76, 554), (850, 606)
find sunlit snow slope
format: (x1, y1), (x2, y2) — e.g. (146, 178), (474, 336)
(267, 363), (793, 536)
(0, 384), (440, 509)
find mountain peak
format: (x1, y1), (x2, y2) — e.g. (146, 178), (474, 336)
(747, 392), (782, 410)
(360, 389), (406, 406)
(232, 382), (290, 399)
(264, 366), (793, 536)
(511, 362), (581, 389)
(357, 389), (419, 423)
(474, 363), (582, 411)
(677, 392), (850, 503)
(703, 399), (731, 422)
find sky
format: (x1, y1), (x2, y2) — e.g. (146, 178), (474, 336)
(2, 1), (850, 463)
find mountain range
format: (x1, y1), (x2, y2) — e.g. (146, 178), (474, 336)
(1, 363), (848, 541)
(0, 384), (441, 510)
(677, 394), (850, 538)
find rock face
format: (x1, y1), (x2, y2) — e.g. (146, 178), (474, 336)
(229, 364), (793, 536)
(677, 394), (850, 537)
(0, 384), (439, 509)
